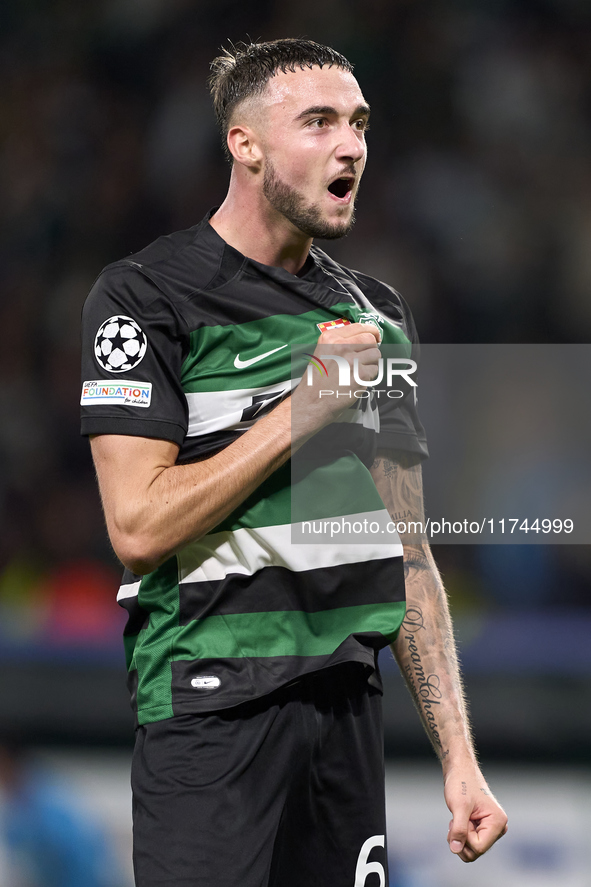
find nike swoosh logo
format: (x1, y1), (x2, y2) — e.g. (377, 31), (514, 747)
(234, 344), (288, 369)
(191, 675), (221, 689)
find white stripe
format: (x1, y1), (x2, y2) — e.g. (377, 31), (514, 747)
(185, 379), (297, 437)
(178, 511), (402, 584)
(186, 378), (378, 437)
(117, 579), (141, 601)
(333, 397), (379, 431)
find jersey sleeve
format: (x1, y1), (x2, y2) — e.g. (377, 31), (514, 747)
(373, 286), (429, 459)
(376, 378), (428, 458)
(80, 262), (188, 445)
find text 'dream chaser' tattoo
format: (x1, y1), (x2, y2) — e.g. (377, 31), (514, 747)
(400, 606), (449, 758)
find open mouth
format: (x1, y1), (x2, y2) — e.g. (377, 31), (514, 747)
(327, 177), (354, 199)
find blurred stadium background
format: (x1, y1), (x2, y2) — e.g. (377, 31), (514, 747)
(0, 0), (590, 884)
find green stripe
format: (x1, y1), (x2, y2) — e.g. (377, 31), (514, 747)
(181, 304), (350, 392)
(131, 556), (180, 719)
(132, 600), (405, 715)
(212, 453), (386, 532)
(172, 601), (406, 660)
(290, 454), (386, 523)
(212, 462), (291, 531)
(181, 303), (411, 392)
(381, 322), (411, 347)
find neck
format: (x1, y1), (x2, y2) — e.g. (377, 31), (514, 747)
(209, 167), (312, 275)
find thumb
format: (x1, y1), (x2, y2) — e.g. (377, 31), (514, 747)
(448, 812), (469, 854)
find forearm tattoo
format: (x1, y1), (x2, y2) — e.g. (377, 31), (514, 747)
(373, 450), (473, 760)
(371, 451), (425, 544)
(403, 546), (430, 582)
(400, 605), (449, 759)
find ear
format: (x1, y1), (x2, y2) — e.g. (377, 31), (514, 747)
(227, 124), (263, 169)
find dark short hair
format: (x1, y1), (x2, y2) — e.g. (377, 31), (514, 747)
(209, 38), (354, 161)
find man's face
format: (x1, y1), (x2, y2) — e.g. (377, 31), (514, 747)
(251, 65), (370, 239)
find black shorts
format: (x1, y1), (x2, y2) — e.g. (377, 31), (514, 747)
(131, 663), (389, 887)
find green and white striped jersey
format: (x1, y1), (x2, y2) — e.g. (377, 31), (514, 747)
(81, 211), (427, 725)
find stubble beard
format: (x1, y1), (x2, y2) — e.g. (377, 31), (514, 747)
(262, 161), (356, 240)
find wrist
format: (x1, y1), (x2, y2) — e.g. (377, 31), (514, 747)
(440, 746), (480, 779)
(289, 389), (330, 445)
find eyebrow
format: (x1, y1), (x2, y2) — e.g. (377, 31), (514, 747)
(295, 103), (371, 121)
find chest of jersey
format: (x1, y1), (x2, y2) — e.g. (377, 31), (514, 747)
(180, 297), (410, 439)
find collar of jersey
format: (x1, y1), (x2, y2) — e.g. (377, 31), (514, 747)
(202, 208), (353, 303)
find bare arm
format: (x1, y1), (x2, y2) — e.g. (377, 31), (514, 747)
(90, 397), (293, 575)
(91, 323), (381, 575)
(370, 449), (507, 862)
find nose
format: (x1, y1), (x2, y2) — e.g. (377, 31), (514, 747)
(335, 123), (366, 165)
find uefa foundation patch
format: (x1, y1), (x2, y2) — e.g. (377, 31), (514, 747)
(81, 380), (152, 408)
(316, 317), (352, 333)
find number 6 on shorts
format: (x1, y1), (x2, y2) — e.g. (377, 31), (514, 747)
(354, 834), (385, 886)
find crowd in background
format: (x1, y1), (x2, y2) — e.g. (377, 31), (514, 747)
(1, 0), (591, 653)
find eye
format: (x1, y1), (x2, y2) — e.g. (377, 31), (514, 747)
(354, 118), (369, 132)
(308, 117), (328, 129)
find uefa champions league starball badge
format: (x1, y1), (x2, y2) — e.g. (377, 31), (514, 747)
(94, 315), (148, 373)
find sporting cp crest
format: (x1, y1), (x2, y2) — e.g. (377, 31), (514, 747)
(357, 312), (383, 329)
